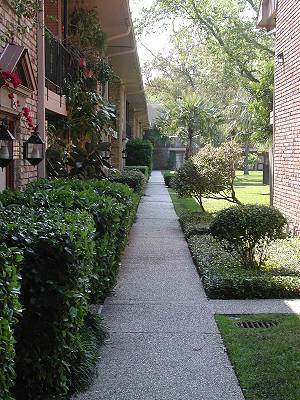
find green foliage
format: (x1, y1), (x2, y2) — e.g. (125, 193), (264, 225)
(188, 234), (300, 299)
(70, 312), (107, 395)
(210, 205), (287, 268)
(108, 169), (146, 195)
(124, 165), (149, 179)
(0, 178), (139, 302)
(249, 61), (274, 145)
(0, 245), (22, 400)
(0, 207), (96, 399)
(0, 177), (139, 398)
(172, 141), (242, 210)
(248, 153), (260, 167)
(163, 171), (175, 187)
(126, 138), (153, 172)
(179, 212), (212, 238)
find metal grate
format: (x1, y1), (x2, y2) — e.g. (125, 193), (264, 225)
(237, 320), (279, 329)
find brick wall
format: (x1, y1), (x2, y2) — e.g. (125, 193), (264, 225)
(273, 0), (300, 233)
(0, 1), (38, 190)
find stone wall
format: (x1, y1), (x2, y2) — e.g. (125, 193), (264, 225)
(0, 1), (38, 190)
(273, 0), (300, 233)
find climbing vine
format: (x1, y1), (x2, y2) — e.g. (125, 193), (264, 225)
(3, 0), (41, 41)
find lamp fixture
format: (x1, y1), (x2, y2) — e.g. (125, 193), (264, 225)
(23, 125), (45, 166)
(277, 52), (285, 65)
(0, 118), (15, 169)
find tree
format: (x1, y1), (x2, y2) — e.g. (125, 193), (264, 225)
(172, 140), (242, 211)
(138, 0), (274, 85)
(155, 94), (221, 158)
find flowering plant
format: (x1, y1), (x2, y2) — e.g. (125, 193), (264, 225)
(0, 70), (22, 89)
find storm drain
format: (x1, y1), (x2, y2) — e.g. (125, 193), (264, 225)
(237, 320), (279, 329)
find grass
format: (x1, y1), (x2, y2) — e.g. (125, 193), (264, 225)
(167, 170), (270, 215)
(216, 314), (300, 400)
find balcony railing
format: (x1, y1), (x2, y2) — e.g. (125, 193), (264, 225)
(45, 30), (78, 95)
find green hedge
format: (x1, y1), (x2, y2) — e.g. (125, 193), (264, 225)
(0, 245), (22, 400)
(0, 178), (139, 302)
(0, 177), (139, 398)
(179, 212), (212, 238)
(108, 169), (146, 195)
(0, 207), (95, 399)
(163, 171), (175, 187)
(124, 165), (149, 179)
(188, 234), (300, 299)
(126, 138), (153, 172)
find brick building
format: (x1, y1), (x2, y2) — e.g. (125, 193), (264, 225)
(0, 1), (39, 190)
(258, 0), (300, 233)
(0, 0), (148, 191)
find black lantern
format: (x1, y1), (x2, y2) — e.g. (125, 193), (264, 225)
(23, 126), (45, 166)
(99, 142), (111, 160)
(122, 149), (127, 159)
(0, 118), (15, 169)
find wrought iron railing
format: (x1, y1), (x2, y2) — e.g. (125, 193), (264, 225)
(45, 30), (78, 95)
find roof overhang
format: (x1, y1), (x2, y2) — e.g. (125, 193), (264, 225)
(72, 0), (149, 129)
(257, 0), (277, 30)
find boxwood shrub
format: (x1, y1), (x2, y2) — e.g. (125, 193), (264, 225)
(108, 169), (146, 195)
(179, 212), (212, 238)
(0, 179), (139, 302)
(0, 206), (96, 399)
(188, 234), (300, 299)
(124, 165), (149, 179)
(0, 244), (22, 400)
(126, 138), (153, 172)
(163, 171), (175, 187)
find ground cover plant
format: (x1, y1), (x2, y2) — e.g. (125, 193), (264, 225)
(216, 314), (300, 400)
(167, 171), (300, 299)
(188, 234), (300, 299)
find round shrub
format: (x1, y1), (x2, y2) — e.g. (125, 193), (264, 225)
(209, 205), (287, 268)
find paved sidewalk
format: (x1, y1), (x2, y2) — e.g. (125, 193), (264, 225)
(75, 171), (244, 400)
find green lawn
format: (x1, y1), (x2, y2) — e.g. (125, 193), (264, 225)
(216, 314), (300, 400)
(167, 170), (270, 215)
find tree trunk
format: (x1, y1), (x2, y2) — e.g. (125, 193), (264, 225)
(195, 195), (205, 212)
(243, 143), (250, 175)
(263, 152), (270, 185)
(185, 127), (194, 159)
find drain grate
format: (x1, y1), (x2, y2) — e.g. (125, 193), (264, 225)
(237, 320), (279, 329)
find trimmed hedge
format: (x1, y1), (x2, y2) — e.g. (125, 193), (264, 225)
(188, 234), (300, 299)
(0, 178), (139, 302)
(108, 169), (146, 195)
(0, 177), (139, 398)
(126, 138), (153, 172)
(0, 207), (95, 399)
(0, 244), (22, 400)
(163, 171), (175, 187)
(124, 165), (149, 179)
(179, 212), (212, 238)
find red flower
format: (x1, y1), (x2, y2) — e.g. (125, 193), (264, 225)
(8, 92), (14, 99)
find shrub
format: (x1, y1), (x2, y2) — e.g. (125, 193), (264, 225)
(172, 160), (207, 211)
(179, 212), (213, 238)
(0, 178), (139, 302)
(108, 169), (146, 194)
(126, 138), (153, 172)
(163, 171), (175, 187)
(209, 205), (287, 268)
(124, 165), (149, 179)
(0, 207), (95, 399)
(0, 244), (22, 400)
(188, 234), (300, 299)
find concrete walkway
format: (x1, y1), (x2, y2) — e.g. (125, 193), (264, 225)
(75, 171), (244, 400)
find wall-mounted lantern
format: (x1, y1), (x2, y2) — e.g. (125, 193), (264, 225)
(122, 149), (127, 159)
(277, 52), (285, 65)
(99, 142), (111, 160)
(0, 118), (15, 169)
(23, 125), (45, 166)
